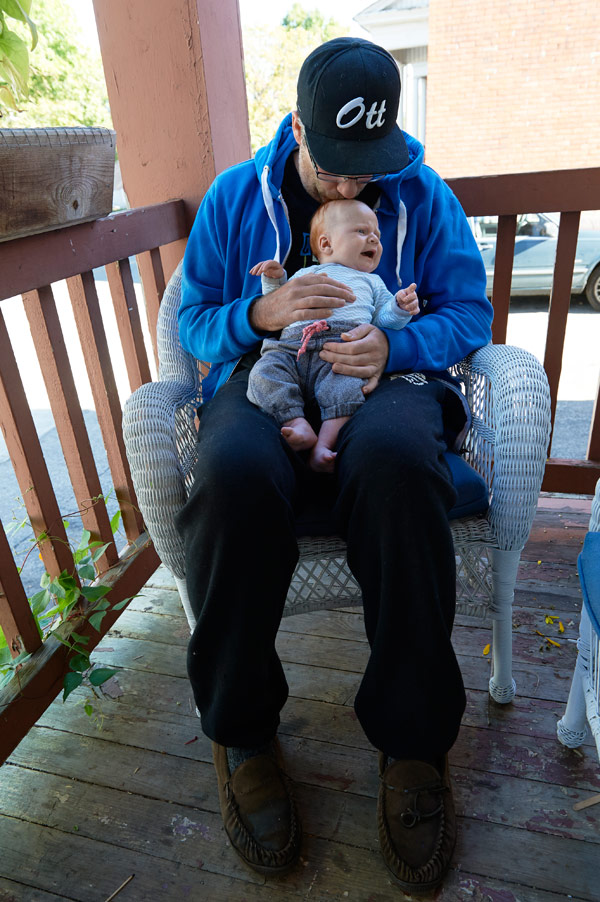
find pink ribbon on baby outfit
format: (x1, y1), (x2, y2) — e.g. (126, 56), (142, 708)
(296, 320), (329, 360)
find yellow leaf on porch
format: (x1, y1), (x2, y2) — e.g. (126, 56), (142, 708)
(547, 638), (561, 647)
(558, 621), (565, 633)
(482, 643), (490, 656)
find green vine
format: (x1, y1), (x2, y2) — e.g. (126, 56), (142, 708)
(0, 499), (133, 723)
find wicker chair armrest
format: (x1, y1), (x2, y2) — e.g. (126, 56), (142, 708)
(123, 379), (200, 578)
(456, 343), (551, 551)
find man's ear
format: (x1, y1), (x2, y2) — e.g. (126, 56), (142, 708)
(291, 112), (302, 146)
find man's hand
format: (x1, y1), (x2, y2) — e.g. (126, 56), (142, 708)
(320, 323), (389, 395)
(250, 273), (355, 333)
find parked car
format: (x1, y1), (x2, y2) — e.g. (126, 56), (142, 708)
(470, 212), (600, 310)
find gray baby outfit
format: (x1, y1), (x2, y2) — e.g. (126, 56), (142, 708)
(246, 262), (412, 424)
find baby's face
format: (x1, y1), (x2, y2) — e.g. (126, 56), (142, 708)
(320, 203), (383, 273)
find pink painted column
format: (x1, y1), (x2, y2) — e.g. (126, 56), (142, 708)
(92, 0), (251, 277)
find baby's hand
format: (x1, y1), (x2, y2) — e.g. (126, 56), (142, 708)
(249, 259), (285, 280)
(396, 283), (419, 316)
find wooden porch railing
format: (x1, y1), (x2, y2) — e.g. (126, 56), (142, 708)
(0, 200), (187, 763)
(449, 166), (600, 495)
(0, 168), (599, 764)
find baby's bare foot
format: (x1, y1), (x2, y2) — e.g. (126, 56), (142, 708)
(281, 418), (318, 451)
(309, 444), (337, 473)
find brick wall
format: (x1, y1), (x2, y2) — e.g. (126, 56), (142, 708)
(425, 0), (600, 177)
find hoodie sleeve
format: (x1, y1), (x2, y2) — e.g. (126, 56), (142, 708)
(178, 180), (266, 364)
(383, 182), (493, 374)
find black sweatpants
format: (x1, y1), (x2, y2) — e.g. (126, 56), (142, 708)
(175, 366), (466, 759)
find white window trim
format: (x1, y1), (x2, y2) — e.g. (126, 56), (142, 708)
(401, 61), (428, 143)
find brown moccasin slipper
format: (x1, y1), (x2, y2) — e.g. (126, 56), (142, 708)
(377, 754), (456, 894)
(213, 739), (301, 875)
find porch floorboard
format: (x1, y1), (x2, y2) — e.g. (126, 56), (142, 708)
(0, 495), (598, 901)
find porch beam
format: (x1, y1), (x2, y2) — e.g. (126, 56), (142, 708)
(92, 0), (251, 279)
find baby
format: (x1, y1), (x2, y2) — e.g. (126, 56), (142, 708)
(247, 198), (419, 471)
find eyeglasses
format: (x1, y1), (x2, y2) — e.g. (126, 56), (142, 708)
(305, 140), (383, 186)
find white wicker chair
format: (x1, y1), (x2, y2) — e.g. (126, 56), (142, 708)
(123, 262), (551, 704)
(557, 479), (600, 758)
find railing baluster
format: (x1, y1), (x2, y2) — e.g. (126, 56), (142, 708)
(137, 247), (166, 367)
(105, 259), (153, 391)
(0, 308), (75, 581)
(543, 211), (581, 451)
(22, 285), (118, 572)
(0, 521), (42, 657)
(66, 271), (144, 542)
(490, 214), (517, 344)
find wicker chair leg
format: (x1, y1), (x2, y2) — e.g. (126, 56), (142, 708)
(557, 608), (590, 748)
(488, 548), (520, 703)
(174, 576), (196, 634)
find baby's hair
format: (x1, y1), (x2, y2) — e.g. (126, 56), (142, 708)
(308, 199), (375, 258)
(309, 201), (337, 257)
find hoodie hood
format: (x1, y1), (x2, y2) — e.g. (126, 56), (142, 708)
(254, 114), (425, 202)
(254, 114), (298, 197)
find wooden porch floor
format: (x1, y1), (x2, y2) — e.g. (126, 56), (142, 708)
(1, 495), (598, 902)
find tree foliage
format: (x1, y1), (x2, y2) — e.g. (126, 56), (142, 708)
(0, 0), (38, 111)
(1, 0), (111, 127)
(243, 4), (347, 154)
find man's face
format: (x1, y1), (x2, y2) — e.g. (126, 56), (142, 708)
(318, 202), (383, 273)
(292, 113), (369, 204)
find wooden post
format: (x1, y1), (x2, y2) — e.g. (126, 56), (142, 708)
(92, 0), (251, 280)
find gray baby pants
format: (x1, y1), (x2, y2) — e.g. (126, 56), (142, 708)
(247, 322), (366, 424)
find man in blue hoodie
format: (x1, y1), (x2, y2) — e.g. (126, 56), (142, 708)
(177, 37), (493, 892)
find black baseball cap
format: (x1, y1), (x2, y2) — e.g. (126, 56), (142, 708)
(296, 37), (409, 177)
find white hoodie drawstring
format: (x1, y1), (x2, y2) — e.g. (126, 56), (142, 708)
(261, 165), (281, 263)
(396, 199), (407, 288)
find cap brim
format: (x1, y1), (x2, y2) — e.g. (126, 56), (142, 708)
(304, 124), (410, 176)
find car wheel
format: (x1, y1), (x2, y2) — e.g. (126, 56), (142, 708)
(585, 265), (600, 311)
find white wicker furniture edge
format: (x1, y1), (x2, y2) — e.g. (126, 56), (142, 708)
(557, 479), (600, 758)
(122, 262), (551, 704)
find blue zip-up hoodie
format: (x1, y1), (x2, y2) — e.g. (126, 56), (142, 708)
(179, 115), (493, 402)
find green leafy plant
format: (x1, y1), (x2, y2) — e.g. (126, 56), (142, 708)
(1, 0), (113, 128)
(0, 501), (134, 723)
(0, 0), (38, 112)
